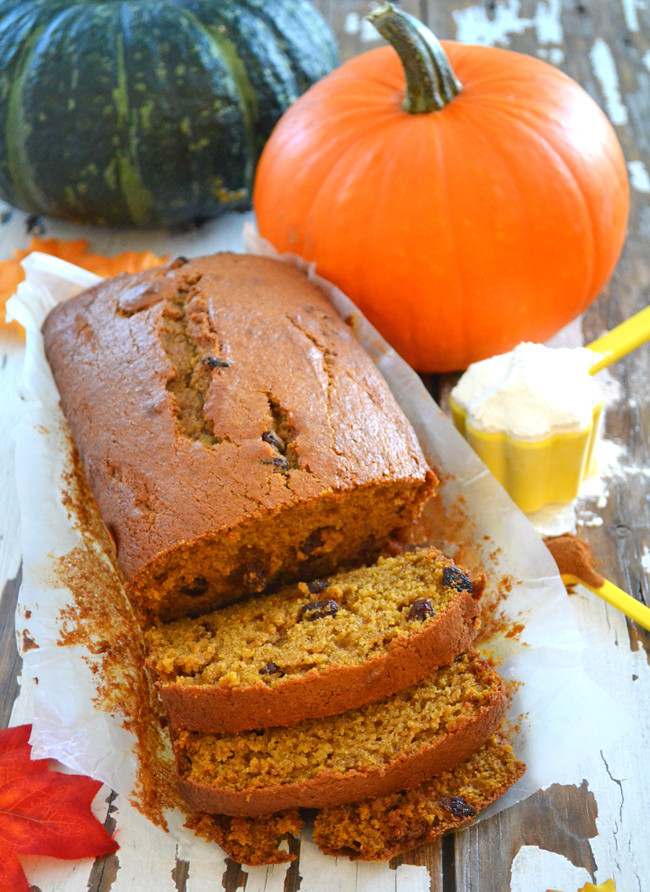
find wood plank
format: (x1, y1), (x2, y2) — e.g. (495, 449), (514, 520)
(0, 330), (26, 733)
(453, 783), (598, 890)
(0, 569), (21, 728)
(313, 0), (424, 62)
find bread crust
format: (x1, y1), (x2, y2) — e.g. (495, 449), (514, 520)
(42, 252), (435, 620)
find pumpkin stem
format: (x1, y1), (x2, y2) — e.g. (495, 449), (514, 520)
(367, 3), (462, 113)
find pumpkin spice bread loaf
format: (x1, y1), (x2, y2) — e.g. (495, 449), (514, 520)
(42, 252), (436, 622)
(172, 650), (507, 817)
(145, 546), (484, 733)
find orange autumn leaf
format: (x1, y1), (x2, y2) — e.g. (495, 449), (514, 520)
(1, 237), (167, 335)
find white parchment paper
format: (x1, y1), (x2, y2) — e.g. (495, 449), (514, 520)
(6, 246), (632, 838)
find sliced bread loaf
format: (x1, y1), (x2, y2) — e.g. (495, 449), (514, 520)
(146, 547), (483, 733)
(173, 650), (506, 817)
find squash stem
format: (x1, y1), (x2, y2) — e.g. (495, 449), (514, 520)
(367, 3), (462, 113)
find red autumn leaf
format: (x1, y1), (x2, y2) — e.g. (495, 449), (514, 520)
(0, 851), (30, 892)
(0, 724), (118, 892)
(0, 725), (49, 783)
(0, 726), (31, 752)
(0, 851), (29, 892)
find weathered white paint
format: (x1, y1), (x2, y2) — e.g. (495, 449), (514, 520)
(172, 809), (233, 892)
(16, 856), (98, 892)
(452, 0), (563, 50)
(511, 846), (591, 890)
(620, 0), (647, 32)
(627, 159), (650, 192)
(244, 863), (294, 892)
(561, 584), (650, 892)
(642, 545), (650, 574)
(103, 805), (179, 892)
(453, 1), (531, 46)
(296, 836), (431, 892)
(0, 334), (23, 590)
(344, 11), (360, 34)
(538, 46), (565, 65)
(509, 574), (650, 891)
(532, 0), (563, 45)
(589, 38), (629, 126)
(344, 11), (381, 43)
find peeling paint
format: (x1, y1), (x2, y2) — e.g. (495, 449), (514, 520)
(538, 46), (565, 65)
(589, 38), (629, 126)
(642, 545), (650, 574)
(628, 160), (650, 193)
(295, 836), (431, 891)
(344, 11), (381, 42)
(452, 0), (563, 49)
(621, 0), (647, 32)
(344, 12), (361, 35)
(511, 846), (591, 891)
(453, 0), (530, 45)
(533, 0), (564, 44)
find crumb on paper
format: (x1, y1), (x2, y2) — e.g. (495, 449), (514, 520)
(52, 431), (180, 828)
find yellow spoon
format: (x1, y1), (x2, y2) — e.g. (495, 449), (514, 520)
(545, 533), (650, 631)
(450, 304), (650, 514)
(587, 303), (650, 372)
(560, 573), (650, 631)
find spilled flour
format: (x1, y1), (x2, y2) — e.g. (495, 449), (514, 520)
(642, 546), (650, 574)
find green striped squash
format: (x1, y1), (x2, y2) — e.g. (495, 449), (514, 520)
(0, 0), (338, 227)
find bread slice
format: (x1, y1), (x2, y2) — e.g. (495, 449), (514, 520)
(184, 735), (525, 864)
(173, 650), (507, 817)
(185, 809), (302, 866)
(145, 547), (484, 733)
(313, 734), (526, 860)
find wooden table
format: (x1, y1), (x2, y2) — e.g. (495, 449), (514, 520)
(1, 2), (649, 890)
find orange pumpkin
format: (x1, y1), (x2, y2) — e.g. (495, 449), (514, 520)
(1, 237), (167, 336)
(253, 4), (629, 372)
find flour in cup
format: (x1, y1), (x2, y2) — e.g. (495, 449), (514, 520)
(451, 342), (605, 440)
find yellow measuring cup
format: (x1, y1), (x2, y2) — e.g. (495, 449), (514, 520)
(450, 304), (650, 514)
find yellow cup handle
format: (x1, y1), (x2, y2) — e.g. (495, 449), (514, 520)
(587, 303), (650, 374)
